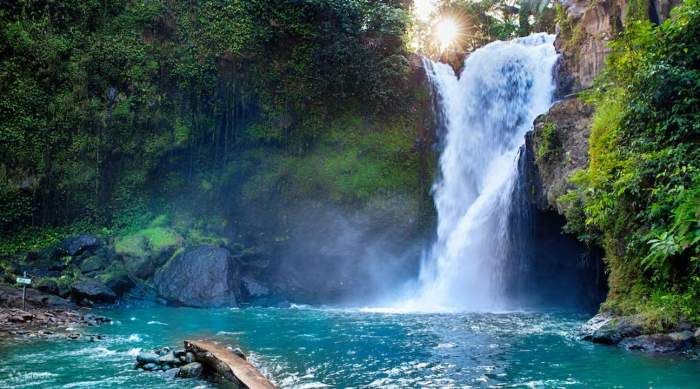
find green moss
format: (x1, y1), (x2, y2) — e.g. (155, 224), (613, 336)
(114, 226), (182, 257)
(114, 234), (148, 257)
(139, 227), (181, 252)
(536, 122), (559, 162)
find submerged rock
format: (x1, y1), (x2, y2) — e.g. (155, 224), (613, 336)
(142, 363), (158, 371)
(136, 352), (160, 365)
(177, 362), (203, 378)
(620, 331), (695, 353)
(154, 245), (240, 307)
(163, 367), (180, 379)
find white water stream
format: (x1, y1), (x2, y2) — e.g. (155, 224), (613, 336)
(398, 33), (559, 312)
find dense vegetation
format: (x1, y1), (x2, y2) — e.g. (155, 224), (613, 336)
(0, 0), (436, 255)
(563, 0), (700, 328)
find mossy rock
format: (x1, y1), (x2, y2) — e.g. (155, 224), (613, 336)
(80, 255), (107, 274)
(98, 264), (135, 296)
(114, 234), (149, 258)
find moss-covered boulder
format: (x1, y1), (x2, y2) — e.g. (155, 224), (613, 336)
(116, 227), (183, 279)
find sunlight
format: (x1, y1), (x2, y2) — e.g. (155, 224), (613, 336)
(435, 17), (460, 52)
(413, 0), (438, 22)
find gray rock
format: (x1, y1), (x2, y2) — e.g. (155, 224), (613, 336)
(241, 276), (270, 298)
(184, 351), (195, 364)
(80, 256), (106, 273)
(70, 279), (117, 304)
(124, 255), (155, 279)
(154, 245), (240, 307)
(142, 362), (158, 371)
(100, 269), (134, 296)
(177, 362), (203, 378)
(694, 328), (700, 344)
(136, 351), (160, 365)
(581, 312), (643, 344)
(158, 351), (179, 366)
(163, 367), (180, 379)
(62, 235), (101, 256)
(620, 331), (694, 353)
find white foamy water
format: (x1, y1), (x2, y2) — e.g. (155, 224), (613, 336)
(398, 33), (559, 312)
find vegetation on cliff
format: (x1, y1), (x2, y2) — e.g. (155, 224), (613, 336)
(0, 0), (436, 256)
(563, 0), (700, 328)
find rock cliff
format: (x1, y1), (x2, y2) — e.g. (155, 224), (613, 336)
(531, 0), (683, 214)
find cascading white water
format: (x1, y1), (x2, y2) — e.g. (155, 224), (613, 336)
(403, 33), (559, 312)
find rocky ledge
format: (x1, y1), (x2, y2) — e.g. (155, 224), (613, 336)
(135, 340), (276, 388)
(582, 312), (700, 353)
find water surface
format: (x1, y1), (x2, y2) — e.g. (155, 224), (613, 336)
(1, 306), (699, 388)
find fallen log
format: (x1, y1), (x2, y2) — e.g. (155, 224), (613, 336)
(184, 339), (276, 389)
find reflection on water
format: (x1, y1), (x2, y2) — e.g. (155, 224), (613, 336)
(1, 306), (699, 388)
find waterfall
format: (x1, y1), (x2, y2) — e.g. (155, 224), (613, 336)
(405, 33), (559, 311)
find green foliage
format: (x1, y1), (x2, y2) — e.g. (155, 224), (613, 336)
(0, 0), (429, 248)
(563, 0), (700, 324)
(535, 122), (559, 162)
(240, 113), (423, 204)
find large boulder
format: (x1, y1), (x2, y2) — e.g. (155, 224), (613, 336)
(177, 362), (203, 378)
(62, 235), (101, 256)
(154, 246), (240, 307)
(70, 278), (117, 304)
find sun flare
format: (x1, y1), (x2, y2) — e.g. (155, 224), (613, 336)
(435, 17), (460, 52)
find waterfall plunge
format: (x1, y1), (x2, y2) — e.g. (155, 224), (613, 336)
(403, 34), (559, 312)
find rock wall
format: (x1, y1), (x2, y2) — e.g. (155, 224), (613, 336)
(532, 0), (683, 214)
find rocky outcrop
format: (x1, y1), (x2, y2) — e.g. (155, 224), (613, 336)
(528, 97), (594, 213)
(184, 340), (276, 388)
(154, 246), (240, 307)
(581, 312), (644, 344)
(556, 0), (683, 95)
(581, 312), (699, 353)
(620, 331), (695, 353)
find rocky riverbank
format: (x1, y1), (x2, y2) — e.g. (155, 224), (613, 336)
(0, 284), (110, 342)
(0, 232), (276, 310)
(581, 312), (700, 354)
